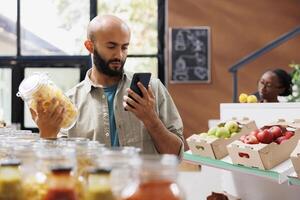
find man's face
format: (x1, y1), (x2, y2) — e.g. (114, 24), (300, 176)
(93, 48), (126, 77)
(91, 23), (130, 77)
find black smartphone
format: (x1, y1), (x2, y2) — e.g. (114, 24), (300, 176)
(130, 72), (151, 97)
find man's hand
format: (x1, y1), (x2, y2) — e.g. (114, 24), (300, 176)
(123, 82), (183, 155)
(30, 98), (64, 138)
(123, 82), (157, 125)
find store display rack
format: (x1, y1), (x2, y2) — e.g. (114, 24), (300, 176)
(183, 150), (294, 184)
(288, 173), (300, 186)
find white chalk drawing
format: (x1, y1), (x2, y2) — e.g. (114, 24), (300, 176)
(175, 31), (186, 51)
(173, 53), (207, 81)
(170, 27), (210, 83)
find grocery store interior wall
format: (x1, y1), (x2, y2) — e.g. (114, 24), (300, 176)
(167, 0), (300, 149)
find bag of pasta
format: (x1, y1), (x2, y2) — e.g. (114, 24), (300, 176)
(17, 72), (77, 129)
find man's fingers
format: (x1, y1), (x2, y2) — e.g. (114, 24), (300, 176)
(127, 88), (142, 102)
(30, 108), (37, 121)
(123, 101), (134, 112)
(52, 105), (64, 122)
(51, 98), (56, 104)
(54, 115), (64, 125)
(137, 82), (149, 99)
(50, 101), (61, 118)
(36, 100), (44, 114)
(123, 101), (128, 110)
(123, 95), (138, 108)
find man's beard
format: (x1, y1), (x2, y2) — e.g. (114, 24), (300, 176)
(93, 49), (125, 77)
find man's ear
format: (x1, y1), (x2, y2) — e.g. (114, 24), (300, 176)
(84, 40), (94, 53)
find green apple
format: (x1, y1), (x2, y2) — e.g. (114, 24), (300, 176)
(199, 132), (208, 137)
(207, 127), (218, 136)
(224, 120), (239, 133)
(207, 135), (218, 139)
(230, 132), (238, 137)
(215, 127), (231, 138)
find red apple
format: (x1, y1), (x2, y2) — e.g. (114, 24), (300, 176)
(279, 126), (287, 133)
(244, 135), (259, 144)
(275, 136), (288, 144)
(256, 129), (273, 144)
(249, 130), (259, 138)
(268, 126), (282, 139)
(239, 135), (246, 142)
(284, 131), (294, 139)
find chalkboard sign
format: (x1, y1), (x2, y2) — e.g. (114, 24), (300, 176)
(170, 27), (210, 83)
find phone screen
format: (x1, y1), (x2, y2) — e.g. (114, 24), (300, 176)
(129, 73), (151, 97)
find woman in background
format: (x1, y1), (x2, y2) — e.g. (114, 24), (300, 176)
(258, 68), (292, 102)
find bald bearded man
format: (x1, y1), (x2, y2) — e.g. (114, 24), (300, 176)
(31, 15), (184, 156)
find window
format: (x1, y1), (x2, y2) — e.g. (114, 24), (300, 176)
(98, 0), (159, 77)
(125, 57), (158, 76)
(0, 0), (17, 55)
(0, 68), (12, 123)
(21, 0), (90, 55)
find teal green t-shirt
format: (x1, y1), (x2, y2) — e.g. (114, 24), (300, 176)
(103, 85), (119, 147)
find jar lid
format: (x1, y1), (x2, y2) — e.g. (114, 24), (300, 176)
(16, 73), (48, 99)
(50, 166), (73, 173)
(88, 141), (105, 148)
(88, 167), (111, 175)
(58, 137), (90, 143)
(0, 159), (22, 167)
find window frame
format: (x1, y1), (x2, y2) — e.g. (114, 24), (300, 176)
(0, 0), (165, 131)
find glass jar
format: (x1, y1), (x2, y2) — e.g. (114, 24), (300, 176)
(17, 72), (78, 130)
(98, 147), (141, 198)
(22, 171), (47, 200)
(57, 138), (105, 178)
(57, 138), (97, 200)
(43, 166), (77, 200)
(97, 147), (141, 168)
(0, 127), (14, 135)
(119, 154), (185, 200)
(0, 159), (23, 200)
(34, 141), (86, 200)
(33, 138), (63, 149)
(13, 144), (47, 200)
(86, 168), (115, 200)
(11, 130), (38, 139)
(0, 140), (14, 160)
(34, 143), (77, 175)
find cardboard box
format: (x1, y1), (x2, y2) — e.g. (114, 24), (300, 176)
(227, 119), (300, 170)
(291, 140), (300, 178)
(186, 118), (257, 159)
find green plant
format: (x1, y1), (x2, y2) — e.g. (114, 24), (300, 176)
(287, 63), (300, 102)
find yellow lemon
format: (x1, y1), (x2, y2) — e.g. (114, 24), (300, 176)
(239, 93), (248, 103)
(247, 95), (258, 103)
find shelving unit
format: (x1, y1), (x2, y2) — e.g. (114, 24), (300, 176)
(220, 103), (300, 127)
(183, 151), (294, 184)
(217, 103), (300, 186)
(189, 102), (300, 199)
(288, 173), (300, 186)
